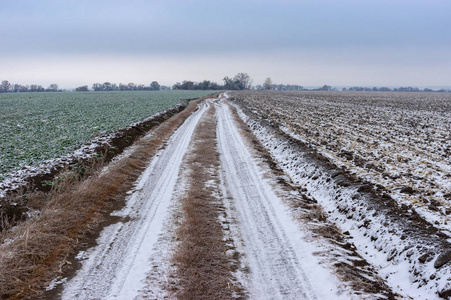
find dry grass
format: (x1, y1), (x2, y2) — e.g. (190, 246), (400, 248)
(0, 98), (208, 300)
(173, 103), (242, 299)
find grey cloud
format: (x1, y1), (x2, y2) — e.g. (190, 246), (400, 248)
(2, 0), (449, 57)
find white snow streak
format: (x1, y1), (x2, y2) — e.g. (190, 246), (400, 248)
(61, 103), (208, 300)
(215, 99), (346, 300)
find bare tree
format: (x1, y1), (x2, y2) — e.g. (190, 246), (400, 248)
(104, 82), (113, 91)
(263, 77), (272, 90)
(233, 73), (252, 89)
(150, 81), (160, 90)
(92, 83), (102, 91)
(119, 83), (128, 91)
(1, 80), (11, 93)
(12, 83), (21, 92)
(47, 84), (59, 92)
(320, 84), (332, 91)
(127, 82), (136, 90)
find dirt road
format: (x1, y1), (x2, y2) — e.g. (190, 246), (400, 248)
(62, 103), (209, 299)
(216, 100), (346, 299)
(59, 95), (351, 299)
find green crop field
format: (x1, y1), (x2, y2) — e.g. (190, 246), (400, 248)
(0, 90), (214, 180)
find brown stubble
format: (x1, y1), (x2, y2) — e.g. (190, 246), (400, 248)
(0, 97), (210, 300)
(173, 102), (244, 300)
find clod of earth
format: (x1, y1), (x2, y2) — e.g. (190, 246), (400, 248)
(434, 251), (451, 269)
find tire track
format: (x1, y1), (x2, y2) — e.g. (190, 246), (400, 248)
(215, 98), (345, 299)
(61, 103), (208, 299)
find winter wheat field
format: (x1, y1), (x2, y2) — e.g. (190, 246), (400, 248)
(0, 91), (450, 299)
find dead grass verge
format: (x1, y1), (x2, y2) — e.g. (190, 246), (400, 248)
(173, 103), (243, 299)
(0, 96), (211, 300)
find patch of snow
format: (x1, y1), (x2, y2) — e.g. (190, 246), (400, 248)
(46, 277), (67, 292)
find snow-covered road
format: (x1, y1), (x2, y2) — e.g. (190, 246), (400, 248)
(215, 99), (345, 299)
(62, 103), (208, 299)
(59, 96), (348, 299)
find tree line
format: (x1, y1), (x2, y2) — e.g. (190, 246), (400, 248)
(2, 76), (449, 93)
(0, 73), (253, 93)
(172, 80), (222, 90)
(258, 78), (451, 93)
(343, 86), (450, 93)
(172, 73), (252, 90)
(254, 78), (305, 91)
(0, 80), (60, 93)
(87, 81), (169, 92)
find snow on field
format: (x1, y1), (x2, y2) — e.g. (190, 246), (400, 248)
(216, 98), (349, 299)
(60, 103), (208, 299)
(231, 91), (451, 234)
(230, 91), (451, 299)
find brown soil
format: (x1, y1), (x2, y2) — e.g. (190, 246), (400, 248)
(0, 96), (213, 300)
(173, 102), (245, 299)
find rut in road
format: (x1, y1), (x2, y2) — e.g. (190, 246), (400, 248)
(60, 96), (346, 300)
(61, 103), (208, 299)
(215, 99), (345, 299)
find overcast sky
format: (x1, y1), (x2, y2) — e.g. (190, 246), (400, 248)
(1, 0), (450, 89)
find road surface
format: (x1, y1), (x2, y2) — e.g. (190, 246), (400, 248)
(60, 95), (345, 299)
